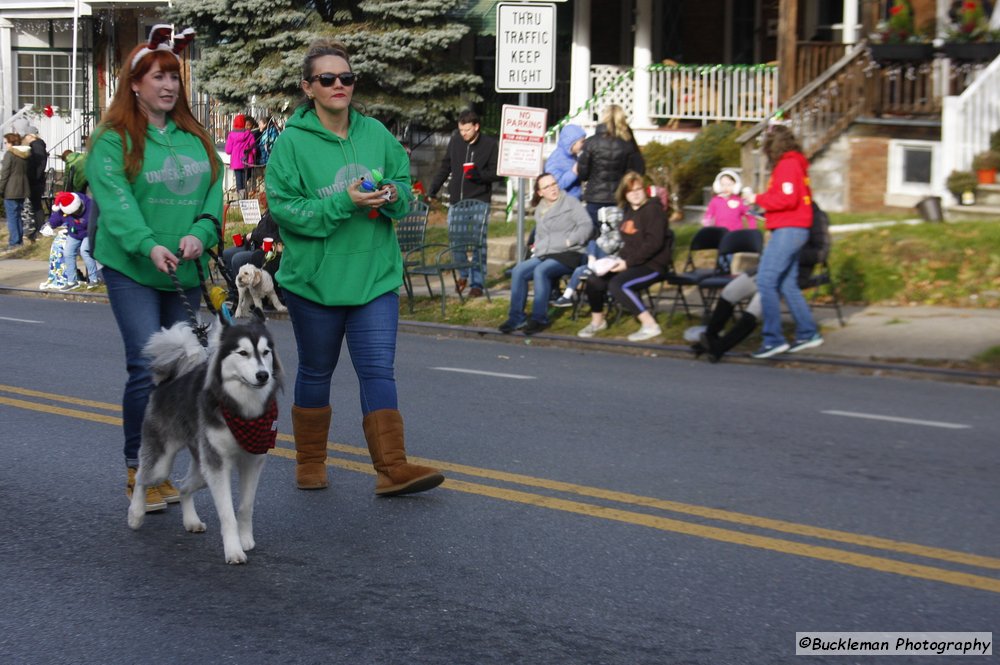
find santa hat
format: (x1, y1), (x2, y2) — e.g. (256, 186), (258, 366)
(53, 191), (83, 215)
(233, 114), (246, 130)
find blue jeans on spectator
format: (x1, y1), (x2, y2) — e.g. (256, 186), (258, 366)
(756, 226), (817, 347)
(5, 198), (24, 246)
(464, 247), (484, 290)
(507, 257), (574, 326)
(284, 290), (399, 414)
(63, 235), (101, 284)
(566, 240), (606, 291)
(102, 267), (201, 466)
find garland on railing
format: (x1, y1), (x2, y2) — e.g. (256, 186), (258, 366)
(647, 63), (778, 74)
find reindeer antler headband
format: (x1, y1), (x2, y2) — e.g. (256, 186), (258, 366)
(130, 24), (196, 71)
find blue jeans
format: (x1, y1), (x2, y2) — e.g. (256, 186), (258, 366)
(756, 226), (817, 346)
(63, 235), (101, 284)
(284, 290), (399, 414)
(507, 257), (574, 325)
(465, 247), (484, 290)
(102, 267), (202, 466)
(566, 241), (605, 291)
(5, 198), (24, 246)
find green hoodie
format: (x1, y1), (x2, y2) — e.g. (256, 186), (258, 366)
(265, 105), (412, 306)
(86, 119), (223, 290)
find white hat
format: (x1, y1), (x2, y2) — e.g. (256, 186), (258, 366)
(712, 169), (742, 195)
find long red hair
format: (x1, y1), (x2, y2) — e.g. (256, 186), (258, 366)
(92, 45), (220, 183)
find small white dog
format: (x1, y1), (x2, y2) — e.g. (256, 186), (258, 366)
(235, 264), (286, 318)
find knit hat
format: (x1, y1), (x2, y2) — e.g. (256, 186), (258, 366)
(233, 114), (246, 130)
(53, 191), (83, 215)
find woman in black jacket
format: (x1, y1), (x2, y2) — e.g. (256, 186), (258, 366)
(577, 104), (645, 231)
(577, 171), (671, 342)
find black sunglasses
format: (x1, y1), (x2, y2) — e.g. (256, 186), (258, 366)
(309, 72), (357, 87)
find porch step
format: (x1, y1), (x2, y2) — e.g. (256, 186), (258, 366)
(944, 203), (1000, 222)
(487, 236), (519, 277)
(973, 183), (1000, 208)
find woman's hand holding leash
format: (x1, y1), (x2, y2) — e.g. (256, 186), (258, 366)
(150, 235), (204, 274)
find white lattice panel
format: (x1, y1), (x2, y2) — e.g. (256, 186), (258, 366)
(589, 65), (634, 123)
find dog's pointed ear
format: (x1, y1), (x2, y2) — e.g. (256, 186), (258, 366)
(251, 307), (266, 324)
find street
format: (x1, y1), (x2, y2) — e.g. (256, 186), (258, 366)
(1, 294), (997, 665)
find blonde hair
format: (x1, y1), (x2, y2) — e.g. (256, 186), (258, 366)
(601, 105), (634, 143)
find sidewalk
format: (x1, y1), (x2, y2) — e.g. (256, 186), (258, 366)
(2, 256), (999, 365)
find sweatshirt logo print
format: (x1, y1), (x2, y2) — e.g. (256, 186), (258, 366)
(144, 154), (209, 196)
(316, 164), (377, 199)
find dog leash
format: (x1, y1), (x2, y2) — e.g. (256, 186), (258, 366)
(167, 214), (235, 346)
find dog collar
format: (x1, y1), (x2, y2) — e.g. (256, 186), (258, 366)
(222, 399), (278, 455)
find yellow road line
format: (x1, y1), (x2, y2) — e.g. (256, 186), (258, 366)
(4, 391), (999, 587)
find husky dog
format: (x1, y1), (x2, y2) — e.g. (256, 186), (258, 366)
(234, 264), (286, 318)
(127, 315), (283, 564)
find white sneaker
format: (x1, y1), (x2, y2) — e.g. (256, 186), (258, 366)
(627, 325), (663, 342)
(577, 320), (608, 338)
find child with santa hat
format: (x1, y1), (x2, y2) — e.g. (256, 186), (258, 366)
(48, 191), (101, 290)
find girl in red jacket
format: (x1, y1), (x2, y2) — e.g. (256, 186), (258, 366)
(742, 124), (822, 358)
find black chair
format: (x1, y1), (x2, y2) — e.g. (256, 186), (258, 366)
(799, 257), (846, 326)
(695, 228), (764, 318)
(651, 225), (728, 324)
(405, 199), (490, 316)
(396, 200), (429, 309)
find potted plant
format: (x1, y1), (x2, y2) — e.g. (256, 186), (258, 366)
(941, 0), (1000, 61)
(870, 0), (935, 61)
(971, 150), (1000, 184)
(946, 170), (978, 204)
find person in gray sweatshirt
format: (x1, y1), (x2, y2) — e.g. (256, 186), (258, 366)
(499, 173), (593, 335)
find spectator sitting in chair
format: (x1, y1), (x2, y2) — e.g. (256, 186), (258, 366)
(577, 171), (672, 342)
(498, 173), (592, 336)
(691, 200), (831, 363)
(223, 209), (283, 299)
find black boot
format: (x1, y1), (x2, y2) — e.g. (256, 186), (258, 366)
(691, 297), (734, 357)
(707, 313), (758, 363)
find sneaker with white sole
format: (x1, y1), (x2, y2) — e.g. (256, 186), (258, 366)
(156, 479), (181, 504)
(751, 342), (791, 359)
(577, 320), (608, 338)
(788, 333), (824, 353)
(552, 296), (575, 308)
(627, 325), (663, 342)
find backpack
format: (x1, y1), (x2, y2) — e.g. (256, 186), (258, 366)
(256, 121), (279, 166)
(800, 201), (831, 268)
(241, 132), (258, 168)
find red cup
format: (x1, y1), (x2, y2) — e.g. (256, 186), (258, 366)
(463, 162), (475, 178)
(232, 233), (244, 247)
(262, 237), (274, 252)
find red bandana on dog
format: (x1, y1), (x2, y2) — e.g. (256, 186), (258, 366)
(222, 400), (278, 454)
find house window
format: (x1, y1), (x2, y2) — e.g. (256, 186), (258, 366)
(15, 51), (87, 111)
(886, 139), (939, 206)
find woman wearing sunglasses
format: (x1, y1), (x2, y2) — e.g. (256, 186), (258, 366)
(265, 39), (443, 497)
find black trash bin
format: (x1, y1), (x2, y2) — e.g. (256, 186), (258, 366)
(916, 196), (943, 223)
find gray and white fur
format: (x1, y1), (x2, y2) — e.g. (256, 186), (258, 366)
(127, 317), (283, 564)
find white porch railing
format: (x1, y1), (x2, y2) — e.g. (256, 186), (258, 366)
(940, 56), (1000, 193)
(647, 63), (779, 125)
(581, 63), (780, 128)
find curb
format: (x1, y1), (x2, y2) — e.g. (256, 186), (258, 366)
(4, 285), (998, 386)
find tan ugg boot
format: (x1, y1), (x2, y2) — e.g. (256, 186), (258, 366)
(362, 409), (444, 496)
(292, 404), (331, 489)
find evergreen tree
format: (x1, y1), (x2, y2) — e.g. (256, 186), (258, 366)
(168, 0), (480, 130)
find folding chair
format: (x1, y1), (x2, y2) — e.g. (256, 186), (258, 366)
(695, 228), (763, 319)
(799, 257), (846, 326)
(395, 200), (429, 309)
(405, 199), (490, 316)
(651, 226), (728, 324)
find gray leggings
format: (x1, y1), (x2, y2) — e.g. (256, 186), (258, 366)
(721, 272), (762, 318)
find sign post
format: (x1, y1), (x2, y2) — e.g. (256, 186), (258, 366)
(496, 2), (557, 264)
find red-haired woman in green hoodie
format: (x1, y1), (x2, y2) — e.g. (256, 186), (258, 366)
(86, 26), (223, 509)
